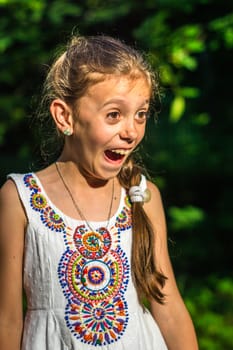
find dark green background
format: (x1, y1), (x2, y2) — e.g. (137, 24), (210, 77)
(0, 1), (232, 348)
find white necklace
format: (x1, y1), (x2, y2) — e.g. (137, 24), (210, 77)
(55, 162), (114, 231)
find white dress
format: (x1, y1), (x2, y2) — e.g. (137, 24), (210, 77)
(9, 173), (168, 350)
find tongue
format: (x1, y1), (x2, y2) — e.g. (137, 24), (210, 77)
(105, 150), (124, 161)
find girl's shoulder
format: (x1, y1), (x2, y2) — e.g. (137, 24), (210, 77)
(0, 177), (28, 227)
(146, 179), (163, 204)
(144, 179), (166, 225)
(0, 177), (20, 202)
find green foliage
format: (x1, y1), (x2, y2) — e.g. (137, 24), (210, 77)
(209, 13), (233, 48)
(182, 276), (233, 349)
(47, 1), (81, 24)
(169, 95), (186, 122)
(168, 205), (205, 231)
(83, 2), (131, 25)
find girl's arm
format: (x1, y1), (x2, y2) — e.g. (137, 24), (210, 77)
(144, 181), (199, 350)
(0, 180), (26, 350)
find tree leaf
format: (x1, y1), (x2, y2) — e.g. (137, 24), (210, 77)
(169, 95), (185, 122)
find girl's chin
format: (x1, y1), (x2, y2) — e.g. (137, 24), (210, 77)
(79, 165), (120, 184)
(79, 154), (130, 182)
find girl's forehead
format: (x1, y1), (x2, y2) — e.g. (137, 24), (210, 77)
(86, 73), (151, 97)
(88, 71), (151, 84)
(77, 76), (151, 112)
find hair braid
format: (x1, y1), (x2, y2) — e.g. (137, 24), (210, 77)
(119, 157), (167, 306)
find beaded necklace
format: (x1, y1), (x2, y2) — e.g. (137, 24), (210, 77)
(55, 162), (114, 231)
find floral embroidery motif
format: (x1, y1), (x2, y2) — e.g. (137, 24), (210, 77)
(40, 206), (65, 232)
(23, 173), (132, 347)
(30, 193), (47, 211)
(64, 296), (128, 346)
(59, 247), (129, 304)
(24, 173), (40, 191)
(74, 225), (112, 259)
(115, 197), (132, 230)
(24, 174), (66, 233)
(59, 197), (132, 346)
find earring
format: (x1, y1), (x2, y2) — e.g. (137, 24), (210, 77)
(63, 129), (72, 136)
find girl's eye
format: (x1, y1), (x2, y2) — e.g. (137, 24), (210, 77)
(106, 111), (120, 120)
(136, 111), (149, 122)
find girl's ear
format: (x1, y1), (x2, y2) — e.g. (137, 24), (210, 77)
(50, 99), (74, 135)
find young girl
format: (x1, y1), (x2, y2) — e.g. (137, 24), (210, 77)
(0, 35), (198, 350)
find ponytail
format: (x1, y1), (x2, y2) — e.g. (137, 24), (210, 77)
(118, 157), (167, 306)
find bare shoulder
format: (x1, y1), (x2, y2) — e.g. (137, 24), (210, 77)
(1, 178), (21, 206)
(144, 180), (166, 225)
(146, 180), (163, 201)
(0, 179), (27, 228)
(1, 178), (18, 196)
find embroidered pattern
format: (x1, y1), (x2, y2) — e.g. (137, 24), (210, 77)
(40, 206), (65, 232)
(74, 225), (112, 259)
(115, 197), (132, 230)
(64, 296), (129, 346)
(30, 193), (47, 211)
(58, 247), (129, 304)
(23, 173), (132, 347)
(24, 174), (66, 233)
(59, 194), (132, 346)
(24, 173), (40, 191)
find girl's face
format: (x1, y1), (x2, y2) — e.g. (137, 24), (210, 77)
(70, 75), (151, 180)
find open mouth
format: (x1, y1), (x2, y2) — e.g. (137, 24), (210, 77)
(104, 149), (131, 162)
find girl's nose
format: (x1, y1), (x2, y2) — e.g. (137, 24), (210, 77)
(119, 119), (138, 142)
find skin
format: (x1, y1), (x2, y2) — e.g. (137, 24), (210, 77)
(0, 74), (198, 349)
(0, 180), (25, 350)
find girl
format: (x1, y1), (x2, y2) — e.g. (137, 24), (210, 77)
(0, 35), (198, 350)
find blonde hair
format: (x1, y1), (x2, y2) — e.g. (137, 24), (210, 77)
(40, 34), (166, 305)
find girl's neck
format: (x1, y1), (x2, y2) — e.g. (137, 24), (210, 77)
(55, 159), (110, 189)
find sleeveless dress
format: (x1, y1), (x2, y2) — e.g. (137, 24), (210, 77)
(9, 173), (168, 350)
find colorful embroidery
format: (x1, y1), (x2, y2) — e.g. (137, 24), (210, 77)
(41, 206), (66, 232)
(30, 193), (47, 211)
(24, 174), (40, 191)
(58, 247), (129, 304)
(115, 197), (132, 230)
(65, 296), (128, 346)
(23, 173), (132, 347)
(74, 225), (112, 259)
(58, 192), (132, 346)
(24, 174), (66, 233)
(125, 195), (132, 208)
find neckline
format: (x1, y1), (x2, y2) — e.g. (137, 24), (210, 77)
(31, 172), (126, 226)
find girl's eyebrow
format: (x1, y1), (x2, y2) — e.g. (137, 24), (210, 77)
(102, 98), (150, 108)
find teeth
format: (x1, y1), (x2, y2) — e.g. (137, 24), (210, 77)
(111, 149), (131, 155)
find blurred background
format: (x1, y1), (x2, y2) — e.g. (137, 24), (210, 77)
(0, 0), (232, 348)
